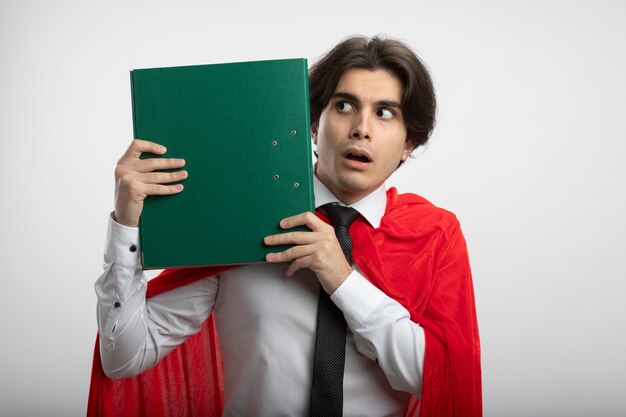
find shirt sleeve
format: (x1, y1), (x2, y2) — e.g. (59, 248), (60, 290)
(331, 267), (425, 397)
(94, 213), (219, 379)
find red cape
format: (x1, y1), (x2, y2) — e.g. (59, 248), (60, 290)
(87, 188), (481, 416)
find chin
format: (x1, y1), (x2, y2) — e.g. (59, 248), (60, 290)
(335, 177), (373, 197)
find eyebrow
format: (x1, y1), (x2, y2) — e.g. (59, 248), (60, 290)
(332, 92), (402, 108)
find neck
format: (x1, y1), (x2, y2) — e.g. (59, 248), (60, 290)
(313, 171), (365, 206)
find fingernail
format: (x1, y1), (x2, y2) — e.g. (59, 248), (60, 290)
(280, 219), (286, 228)
(160, 146), (167, 153)
(176, 184), (184, 191)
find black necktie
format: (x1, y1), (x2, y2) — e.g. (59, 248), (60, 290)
(309, 204), (360, 417)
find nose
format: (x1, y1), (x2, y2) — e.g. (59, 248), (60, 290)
(350, 112), (371, 140)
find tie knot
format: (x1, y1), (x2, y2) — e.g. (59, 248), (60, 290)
(324, 204), (360, 229)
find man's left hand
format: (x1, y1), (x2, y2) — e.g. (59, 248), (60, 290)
(264, 212), (352, 295)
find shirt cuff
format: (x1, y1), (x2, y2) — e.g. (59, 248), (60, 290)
(104, 212), (141, 268)
(330, 267), (386, 326)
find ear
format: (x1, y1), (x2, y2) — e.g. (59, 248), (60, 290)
(401, 140), (415, 161)
(311, 123), (318, 145)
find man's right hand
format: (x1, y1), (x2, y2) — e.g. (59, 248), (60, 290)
(114, 139), (187, 228)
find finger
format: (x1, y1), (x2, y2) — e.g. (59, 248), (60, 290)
(142, 183), (185, 196)
(124, 139), (167, 160)
(265, 244), (315, 263)
(138, 170), (188, 184)
(264, 231), (317, 246)
(279, 211), (328, 232)
(134, 157), (186, 173)
(285, 256), (313, 277)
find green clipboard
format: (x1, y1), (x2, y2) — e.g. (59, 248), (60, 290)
(131, 59), (314, 269)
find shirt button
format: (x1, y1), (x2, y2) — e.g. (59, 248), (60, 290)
(129, 244), (137, 252)
(114, 301), (121, 308)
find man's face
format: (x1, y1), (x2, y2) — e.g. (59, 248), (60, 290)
(313, 68), (413, 205)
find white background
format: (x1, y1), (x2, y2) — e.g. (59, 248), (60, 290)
(1, 1), (625, 416)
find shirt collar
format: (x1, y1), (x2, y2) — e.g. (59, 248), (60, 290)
(313, 174), (387, 229)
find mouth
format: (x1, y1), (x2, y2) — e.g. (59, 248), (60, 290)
(343, 148), (372, 164)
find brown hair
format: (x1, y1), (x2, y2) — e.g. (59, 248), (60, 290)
(309, 35), (436, 150)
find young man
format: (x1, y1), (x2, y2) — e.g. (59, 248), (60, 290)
(89, 36), (481, 417)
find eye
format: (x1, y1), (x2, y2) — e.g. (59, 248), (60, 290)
(376, 108), (394, 119)
(336, 101), (354, 113)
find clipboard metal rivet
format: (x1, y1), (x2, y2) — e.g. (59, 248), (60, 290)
(293, 182), (300, 188)
(274, 174), (280, 180)
(291, 130), (297, 136)
(272, 140), (278, 146)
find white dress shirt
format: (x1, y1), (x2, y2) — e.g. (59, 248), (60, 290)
(95, 176), (425, 417)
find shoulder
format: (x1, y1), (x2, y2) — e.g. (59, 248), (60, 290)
(381, 187), (460, 237)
